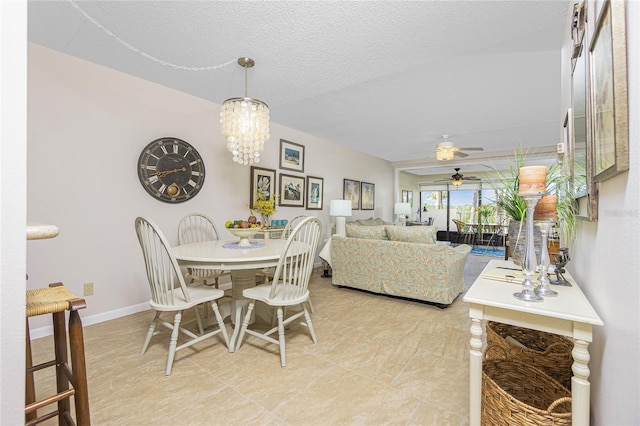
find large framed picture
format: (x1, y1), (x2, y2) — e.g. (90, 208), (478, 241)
(588, 0), (628, 183)
(305, 176), (324, 210)
(361, 182), (375, 210)
(279, 173), (305, 207)
(250, 166), (276, 209)
(279, 139), (305, 173)
(343, 179), (360, 210)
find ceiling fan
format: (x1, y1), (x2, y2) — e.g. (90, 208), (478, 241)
(436, 135), (484, 160)
(436, 168), (481, 186)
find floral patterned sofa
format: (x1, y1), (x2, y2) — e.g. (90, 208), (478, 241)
(330, 223), (471, 306)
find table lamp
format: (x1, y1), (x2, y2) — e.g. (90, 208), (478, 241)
(330, 200), (352, 236)
(394, 202), (411, 226)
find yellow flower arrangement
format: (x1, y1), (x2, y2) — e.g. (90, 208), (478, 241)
(252, 193), (279, 220)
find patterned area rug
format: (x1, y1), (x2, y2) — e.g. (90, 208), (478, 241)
(470, 247), (506, 258)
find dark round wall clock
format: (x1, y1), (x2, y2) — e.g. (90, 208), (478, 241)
(137, 137), (205, 203)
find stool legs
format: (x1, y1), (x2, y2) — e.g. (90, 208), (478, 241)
(25, 284), (90, 425)
(25, 320), (36, 423)
(68, 304), (90, 425)
(53, 309), (72, 420)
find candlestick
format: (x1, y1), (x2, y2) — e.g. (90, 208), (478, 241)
(535, 220), (558, 297)
(519, 166), (547, 195)
(534, 195), (558, 220)
(513, 192), (544, 302)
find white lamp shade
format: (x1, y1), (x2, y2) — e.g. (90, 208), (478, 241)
(330, 200), (352, 217)
(394, 202), (412, 215)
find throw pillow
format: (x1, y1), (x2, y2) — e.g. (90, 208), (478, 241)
(353, 217), (386, 226)
(385, 226), (436, 244)
(346, 224), (388, 240)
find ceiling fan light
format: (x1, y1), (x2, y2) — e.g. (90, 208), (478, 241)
(437, 141), (454, 151)
(436, 151), (454, 161)
(451, 177), (463, 186)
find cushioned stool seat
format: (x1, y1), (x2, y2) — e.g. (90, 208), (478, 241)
(25, 283), (90, 425)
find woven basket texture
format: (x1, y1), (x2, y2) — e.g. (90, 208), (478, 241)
(482, 358), (572, 425)
(485, 322), (573, 389)
(26, 286), (77, 317)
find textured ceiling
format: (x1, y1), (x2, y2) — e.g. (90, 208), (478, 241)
(28, 0), (570, 175)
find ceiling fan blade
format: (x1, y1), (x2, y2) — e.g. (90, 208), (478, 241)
(454, 151), (469, 158)
(457, 147), (484, 151)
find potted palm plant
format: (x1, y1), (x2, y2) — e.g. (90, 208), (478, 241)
(490, 146), (576, 265)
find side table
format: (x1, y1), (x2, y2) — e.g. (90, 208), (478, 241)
(254, 227), (285, 240)
(464, 259), (603, 425)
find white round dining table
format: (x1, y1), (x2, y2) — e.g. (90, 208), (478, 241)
(173, 239), (308, 351)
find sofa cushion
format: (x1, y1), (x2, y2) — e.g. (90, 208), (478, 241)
(351, 217), (385, 226)
(345, 224), (388, 240)
(385, 226), (436, 244)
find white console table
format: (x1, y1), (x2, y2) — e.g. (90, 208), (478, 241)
(464, 259), (603, 426)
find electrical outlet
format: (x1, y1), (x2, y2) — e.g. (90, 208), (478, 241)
(83, 282), (94, 296)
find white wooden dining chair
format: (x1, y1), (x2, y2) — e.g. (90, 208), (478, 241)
(178, 213), (231, 288)
(257, 215), (307, 280)
(257, 215), (315, 313)
(235, 216), (322, 367)
(135, 217), (229, 376)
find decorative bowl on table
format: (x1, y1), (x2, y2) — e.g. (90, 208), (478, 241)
(228, 228), (260, 247)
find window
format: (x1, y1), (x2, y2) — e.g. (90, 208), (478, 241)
(419, 184), (503, 235)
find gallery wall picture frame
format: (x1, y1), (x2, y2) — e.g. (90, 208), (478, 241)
(305, 176), (324, 210)
(588, 0), (628, 183)
(250, 166), (276, 209)
(361, 182), (375, 210)
(570, 2), (598, 222)
(343, 179), (361, 210)
(571, 1), (587, 70)
(279, 173), (305, 207)
(279, 139), (305, 173)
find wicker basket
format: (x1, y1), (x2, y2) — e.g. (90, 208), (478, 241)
(485, 322), (573, 389)
(482, 357), (572, 425)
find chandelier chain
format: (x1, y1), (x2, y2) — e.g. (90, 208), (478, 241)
(68, 0), (236, 72)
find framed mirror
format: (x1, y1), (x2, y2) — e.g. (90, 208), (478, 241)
(570, 1), (598, 221)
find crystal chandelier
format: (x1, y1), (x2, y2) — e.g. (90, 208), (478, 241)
(220, 58), (270, 165)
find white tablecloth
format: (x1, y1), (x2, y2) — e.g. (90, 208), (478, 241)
(318, 238), (332, 267)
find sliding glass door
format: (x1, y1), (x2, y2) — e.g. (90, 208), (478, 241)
(419, 183), (503, 242)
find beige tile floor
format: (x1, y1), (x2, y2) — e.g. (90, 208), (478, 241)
(29, 255), (491, 425)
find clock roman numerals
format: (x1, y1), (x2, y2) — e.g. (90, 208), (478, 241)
(138, 138), (205, 203)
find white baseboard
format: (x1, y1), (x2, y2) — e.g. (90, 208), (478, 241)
(29, 301), (151, 340)
(30, 264), (325, 339)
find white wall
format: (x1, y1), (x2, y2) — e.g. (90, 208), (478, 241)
(25, 44), (394, 331)
(1, 2), (27, 423)
(561, 2), (639, 424)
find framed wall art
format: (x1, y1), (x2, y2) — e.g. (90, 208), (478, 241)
(361, 182), (375, 210)
(570, 3), (598, 222)
(279, 139), (305, 173)
(279, 173), (305, 207)
(305, 176), (324, 210)
(250, 166), (276, 209)
(588, 0), (628, 183)
(343, 179), (360, 210)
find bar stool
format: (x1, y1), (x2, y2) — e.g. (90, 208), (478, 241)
(25, 282), (90, 425)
